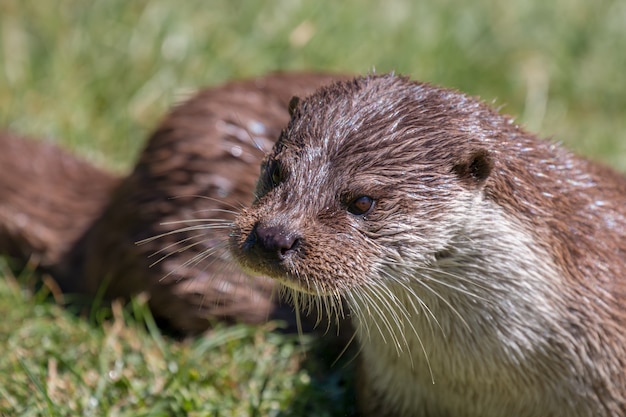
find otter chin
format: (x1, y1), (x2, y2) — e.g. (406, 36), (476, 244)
(230, 74), (626, 417)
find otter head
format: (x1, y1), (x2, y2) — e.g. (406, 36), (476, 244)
(229, 74), (509, 316)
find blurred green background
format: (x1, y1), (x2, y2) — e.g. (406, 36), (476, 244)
(2, 0), (625, 171)
(1, 0), (625, 415)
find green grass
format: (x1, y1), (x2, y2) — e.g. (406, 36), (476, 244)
(0, 0), (625, 415)
(0, 262), (355, 417)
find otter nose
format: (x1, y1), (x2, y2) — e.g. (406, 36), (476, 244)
(250, 223), (299, 260)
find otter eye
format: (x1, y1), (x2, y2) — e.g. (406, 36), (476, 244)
(348, 196), (374, 216)
(268, 160), (283, 187)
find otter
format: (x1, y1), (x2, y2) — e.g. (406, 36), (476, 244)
(0, 72), (345, 334)
(230, 74), (626, 416)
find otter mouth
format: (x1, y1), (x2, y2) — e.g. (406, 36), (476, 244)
(231, 224), (312, 295)
(231, 221), (320, 295)
(232, 222), (354, 298)
(231, 213), (379, 299)
(273, 275), (322, 296)
(237, 256), (325, 297)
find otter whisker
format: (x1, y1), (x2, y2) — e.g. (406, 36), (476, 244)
(330, 290), (347, 330)
(420, 265), (493, 299)
(180, 240), (231, 270)
(330, 327), (360, 368)
(366, 282), (426, 370)
(292, 291), (305, 344)
(346, 290), (386, 345)
(323, 292), (345, 335)
(168, 194), (244, 212)
(356, 286), (406, 355)
(189, 207), (240, 216)
(147, 233), (205, 259)
(412, 277), (471, 332)
(136, 223), (230, 246)
(353, 283), (424, 371)
(157, 239), (229, 281)
(378, 259), (490, 305)
(380, 269), (443, 335)
(378, 258), (482, 292)
(159, 218), (232, 226)
(419, 268), (492, 304)
(145, 233), (213, 268)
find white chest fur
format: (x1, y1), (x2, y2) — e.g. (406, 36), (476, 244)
(346, 200), (591, 417)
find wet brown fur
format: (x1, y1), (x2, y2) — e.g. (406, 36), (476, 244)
(231, 74), (626, 416)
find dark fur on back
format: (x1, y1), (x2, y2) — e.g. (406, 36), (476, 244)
(0, 132), (118, 268)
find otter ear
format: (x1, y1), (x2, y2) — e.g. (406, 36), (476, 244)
(288, 96), (300, 117)
(452, 149), (493, 187)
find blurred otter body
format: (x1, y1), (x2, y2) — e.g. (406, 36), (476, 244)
(0, 72), (343, 333)
(0, 132), (119, 267)
(230, 74), (626, 416)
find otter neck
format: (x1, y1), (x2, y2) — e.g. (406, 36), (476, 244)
(344, 198), (591, 417)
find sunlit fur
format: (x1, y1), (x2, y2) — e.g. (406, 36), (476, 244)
(231, 74), (626, 416)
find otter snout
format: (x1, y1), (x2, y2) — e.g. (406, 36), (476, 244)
(245, 223), (301, 262)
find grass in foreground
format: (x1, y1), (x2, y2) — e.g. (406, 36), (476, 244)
(0, 263), (355, 417)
